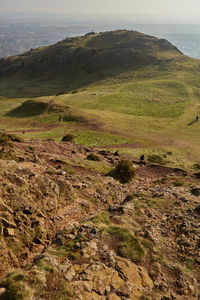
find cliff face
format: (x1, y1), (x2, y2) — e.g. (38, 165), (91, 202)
(0, 134), (199, 300)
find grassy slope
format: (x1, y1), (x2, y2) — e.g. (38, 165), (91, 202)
(0, 31), (200, 168)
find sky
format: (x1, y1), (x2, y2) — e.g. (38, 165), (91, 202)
(1, 0), (200, 23)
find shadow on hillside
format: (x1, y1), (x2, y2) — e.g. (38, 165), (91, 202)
(6, 99), (67, 118)
(188, 119), (199, 126)
(6, 100), (48, 117)
(0, 61), (157, 98)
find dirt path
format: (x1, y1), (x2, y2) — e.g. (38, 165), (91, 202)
(177, 72), (199, 124)
(8, 123), (61, 134)
(103, 142), (142, 149)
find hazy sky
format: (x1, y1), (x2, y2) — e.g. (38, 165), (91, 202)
(1, 0), (200, 23)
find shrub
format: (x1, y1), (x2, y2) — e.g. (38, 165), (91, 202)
(86, 153), (101, 161)
(110, 160), (136, 183)
(194, 172), (200, 179)
(147, 154), (166, 165)
(62, 134), (75, 142)
(192, 163), (200, 170)
(0, 133), (23, 147)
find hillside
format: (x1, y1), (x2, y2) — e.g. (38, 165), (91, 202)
(0, 134), (199, 300)
(0, 30), (200, 299)
(0, 30), (182, 97)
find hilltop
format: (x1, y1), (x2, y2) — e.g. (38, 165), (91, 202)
(0, 30), (182, 97)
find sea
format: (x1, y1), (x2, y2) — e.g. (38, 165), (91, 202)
(0, 14), (200, 59)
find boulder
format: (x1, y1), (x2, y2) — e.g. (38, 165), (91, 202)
(194, 205), (200, 215)
(3, 227), (15, 237)
(1, 218), (16, 228)
(191, 187), (200, 196)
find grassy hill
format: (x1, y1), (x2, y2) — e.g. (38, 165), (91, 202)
(0, 30), (200, 167)
(0, 30), (182, 97)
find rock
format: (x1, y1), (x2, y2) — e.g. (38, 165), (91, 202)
(99, 150), (111, 156)
(116, 258), (142, 289)
(37, 209), (46, 218)
(110, 272), (123, 290)
(0, 199), (12, 212)
(3, 227), (15, 237)
(191, 187), (200, 196)
(64, 266), (76, 281)
(108, 293), (121, 300)
(139, 267), (154, 290)
(194, 205), (200, 215)
(108, 205), (124, 214)
(0, 288), (6, 296)
(128, 289), (143, 300)
(117, 281), (133, 296)
(22, 206), (32, 215)
(1, 218), (16, 228)
(90, 227), (97, 234)
(188, 284), (196, 295)
(32, 237), (42, 244)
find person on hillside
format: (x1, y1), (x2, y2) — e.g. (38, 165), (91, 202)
(114, 150), (119, 156)
(140, 154), (145, 162)
(59, 115), (62, 122)
(196, 115), (199, 121)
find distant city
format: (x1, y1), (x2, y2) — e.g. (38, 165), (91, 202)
(1, 14), (200, 59)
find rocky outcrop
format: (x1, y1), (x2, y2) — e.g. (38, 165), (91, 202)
(0, 139), (199, 299)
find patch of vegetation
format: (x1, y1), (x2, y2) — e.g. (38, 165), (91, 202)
(109, 160), (136, 183)
(152, 251), (164, 263)
(0, 133), (21, 161)
(52, 283), (74, 300)
(86, 153), (101, 161)
(141, 238), (154, 250)
(173, 178), (185, 187)
(74, 131), (132, 147)
(62, 134), (75, 142)
(89, 212), (111, 225)
(0, 132), (22, 146)
(192, 163), (200, 170)
(147, 154), (167, 165)
(65, 157), (112, 174)
(0, 271), (32, 300)
(104, 226), (145, 262)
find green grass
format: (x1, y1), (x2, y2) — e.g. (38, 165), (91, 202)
(1, 36), (200, 165)
(89, 212), (111, 225)
(74, 131), (133, 146)
(64, 157), (113, 174)
(104, 226), (145, 262)
(0, 271), (32, 300)
(81, 80), (189, 118)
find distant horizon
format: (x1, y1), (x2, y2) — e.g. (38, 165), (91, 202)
(1, 12), (200, 26)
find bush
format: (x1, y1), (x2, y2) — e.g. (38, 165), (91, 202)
(147, 154), (166, 165)
(62, 134), (75, 142)
(110, 160), (136, 183)
(192, 163), (200, 170)
(0, 133), (23, 146)
(86, 153), (101, 161)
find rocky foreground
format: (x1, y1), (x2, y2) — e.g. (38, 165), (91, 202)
(0, 136), (199, 300)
